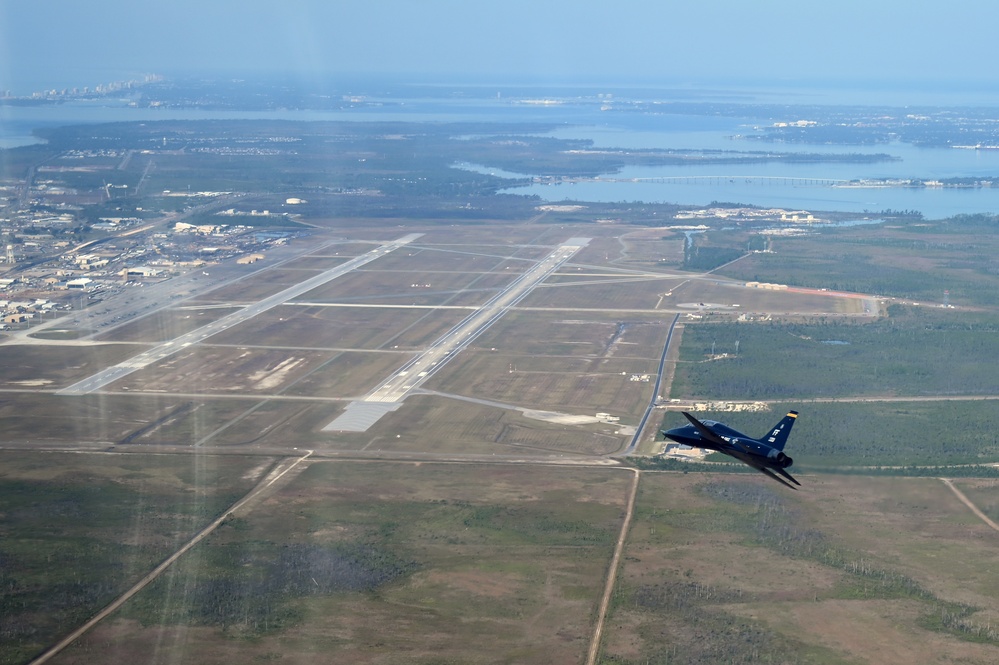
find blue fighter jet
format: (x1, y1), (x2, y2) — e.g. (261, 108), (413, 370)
(662, 410), (801, 489)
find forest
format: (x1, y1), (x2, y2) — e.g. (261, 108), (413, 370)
(661, 302), (999, 469)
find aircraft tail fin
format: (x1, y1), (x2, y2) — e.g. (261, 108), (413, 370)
(763, 410), (798, 451)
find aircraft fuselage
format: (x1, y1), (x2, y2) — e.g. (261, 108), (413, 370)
(661, 411), (800, 488)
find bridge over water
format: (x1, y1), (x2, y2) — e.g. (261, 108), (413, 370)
(561, 175), (851, 186)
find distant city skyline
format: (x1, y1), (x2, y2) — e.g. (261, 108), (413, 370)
(2, 0), (999, 96)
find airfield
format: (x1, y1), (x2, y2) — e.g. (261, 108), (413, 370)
(0, 224), (871, 456)
(4, 221), (999, 664)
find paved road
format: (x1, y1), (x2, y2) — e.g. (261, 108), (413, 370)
(625, 313), (680, 455)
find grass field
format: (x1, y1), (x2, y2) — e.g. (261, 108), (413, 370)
(358, 394), (627, 456)
(201, 304), (468, 350)
(430, 350), (656, 418)
(956, 479), (999, 522)
(0, 344), (141, 389)
(0, 451), (271, 665)
(95, 307), (243, 343)
(0, 393), (242, 445)
(716, 219), (999, 308)
(110, 346), (337, 395)
(51, 462), (633, 665)
(186, 265), (331, 305)
(601, 472), (999, 665)
(671, 308), (999, 400)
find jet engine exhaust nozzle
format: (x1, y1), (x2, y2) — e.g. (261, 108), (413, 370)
(769, 450), (793, 468)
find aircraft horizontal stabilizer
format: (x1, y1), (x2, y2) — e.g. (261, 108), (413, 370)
(774, 466), (801, 487)
(759, 466), (799, 490)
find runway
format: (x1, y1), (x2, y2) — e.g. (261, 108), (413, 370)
(323, 237), (592, 431)
(57, 234), (422, 396)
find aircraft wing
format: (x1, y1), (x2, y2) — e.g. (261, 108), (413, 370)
(728, 449), (801, 489)
(681, 412), (732, 449)
(757, 466), (800, 490)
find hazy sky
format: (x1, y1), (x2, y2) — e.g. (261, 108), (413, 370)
(2, 0), (997, 93)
